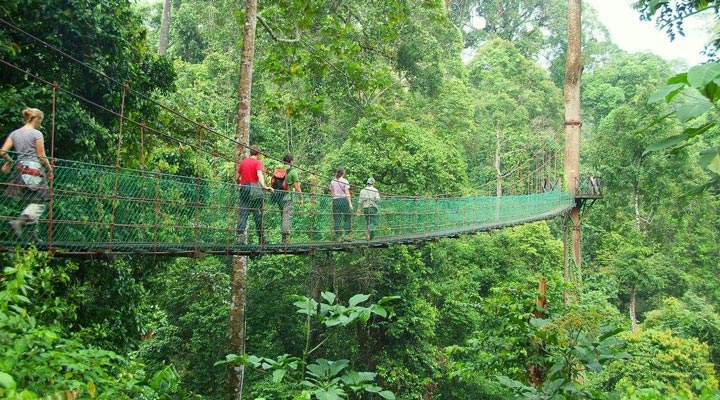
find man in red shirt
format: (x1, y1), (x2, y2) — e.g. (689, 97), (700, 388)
(236, 145), (273, 245)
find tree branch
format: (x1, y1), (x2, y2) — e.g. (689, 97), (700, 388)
(257, 14), (301, 43)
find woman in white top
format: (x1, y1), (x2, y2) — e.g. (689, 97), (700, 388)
(1, 108), (53, 241)
(329, 167), (352, 241)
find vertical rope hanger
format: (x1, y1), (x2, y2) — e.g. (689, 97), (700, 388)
(108, 82), (129, 250)
(47, 82), (58, 249)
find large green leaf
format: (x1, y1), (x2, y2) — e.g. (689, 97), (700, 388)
(648, 83), (684, 104)
(0, 372), (16, 390)
(688, 62), (720, 90)
(675, 100), (713, 122)
(348, 293), (370, 307)
(699, 147), (720, 174)
(643, 133), (691, 155)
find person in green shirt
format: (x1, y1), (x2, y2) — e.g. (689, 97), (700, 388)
(281, 154), (303, 244)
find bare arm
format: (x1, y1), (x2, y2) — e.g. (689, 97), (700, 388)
(293, 180), (303, 205)
(257, 169), (274, 192)
(1, 137), (13, 173)
(344, 186), (352, 210)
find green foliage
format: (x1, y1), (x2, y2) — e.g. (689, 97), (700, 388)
(0, 250), (181, 399)
(137, 257), (230, 397)
(596, 329), (718, 397)
(219, 291), (397, 400)
(0, 0), (176, 162)
(643, 294), (720, 376)
(323, 117), (469, 195)
(646, 62), (720, 192)
(634, 0), (720, 58)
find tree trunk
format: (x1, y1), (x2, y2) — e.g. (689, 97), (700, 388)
(158, 0), (171, 55)
(629, 285), (638, 332)
(495, 129), (502, 198)
(633, 187), (642, 232)
(228, 0), (258, 398)
(564, 0), (582, 297)
(528, 278), (548, 387)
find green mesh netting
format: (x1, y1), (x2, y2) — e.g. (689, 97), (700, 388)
(0, 158), (575, 255)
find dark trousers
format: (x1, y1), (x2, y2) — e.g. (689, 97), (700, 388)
(237, 185), (264, 242)
(362, 206), (378, 239)
(332, 197), (351, 236)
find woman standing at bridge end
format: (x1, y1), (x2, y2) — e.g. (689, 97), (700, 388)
(1, 107), (53, 241)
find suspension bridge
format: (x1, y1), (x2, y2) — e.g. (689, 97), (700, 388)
(0, 155), (587, 255)
(0, 19), (601, 257)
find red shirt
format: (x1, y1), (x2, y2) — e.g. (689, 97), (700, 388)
(237, 157), (264, 185)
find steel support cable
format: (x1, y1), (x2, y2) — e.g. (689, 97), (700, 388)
(2, 17), (540, 197)
(0, 17), (250, 156)
(1, 21), (567, 205)
(0, 58), (234, 165)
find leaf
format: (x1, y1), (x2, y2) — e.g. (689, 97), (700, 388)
(497, 375), (528, 390)
(648, 83), (684, 104)
(675, 100), (712, 122)
(667, 72), (689, 85)
(0, 372), (16, 390)
(699, 147), (720, 174)
(643, 133), (690, 155)
(541, 378), (565, 395)
(688, 63), (720, 90)
(378, 390), (396, 399)
(321, 292), (336, 304)
(649, 0), (670, 13)
(272, 369), (286, 383)
(348, 293), (369, 307)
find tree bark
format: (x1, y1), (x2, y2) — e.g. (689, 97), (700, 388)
(629, 285), (638, 332)
(495, 129), (502, 198)
(158, 0), (171, 55)
(228, 0), (258, 398)
(564, 0), (582, 297)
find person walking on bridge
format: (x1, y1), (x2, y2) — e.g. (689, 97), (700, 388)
(278, 154), (303, 245)
(1, 108), (53, 242)
(236, 145), (273, 245)
(357, 177), (380, 240)
(330, 167), (352, 241)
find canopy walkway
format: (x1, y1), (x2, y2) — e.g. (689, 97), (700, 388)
(0, 18), (598, 257)
(0, 157), (577, 256)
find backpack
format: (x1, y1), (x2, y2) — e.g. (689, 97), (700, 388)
(270, 168), (291, 191)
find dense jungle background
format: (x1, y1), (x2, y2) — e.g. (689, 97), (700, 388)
(1, 0), (720, 399)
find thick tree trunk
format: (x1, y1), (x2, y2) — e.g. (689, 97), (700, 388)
(528, 278), (548, 387)
(228, 0), (258, 398)
(158, 0), (171, 55)
(564, 0), (582, 296)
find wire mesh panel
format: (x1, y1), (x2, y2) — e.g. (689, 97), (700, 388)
(0, 157), (575, 255)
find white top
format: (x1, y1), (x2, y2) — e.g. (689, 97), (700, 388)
(359, 185), (380, 209)
(330, 177), (350, 199)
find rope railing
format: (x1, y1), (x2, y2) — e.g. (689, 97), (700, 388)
(0, 155), (576, 256)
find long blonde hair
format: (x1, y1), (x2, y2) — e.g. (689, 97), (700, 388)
(22, 108), (44, 124)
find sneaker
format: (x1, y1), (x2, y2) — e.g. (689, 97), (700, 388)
(9, 219), (23, 238)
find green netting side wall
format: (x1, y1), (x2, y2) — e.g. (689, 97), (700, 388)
(0, 159), (575, 254)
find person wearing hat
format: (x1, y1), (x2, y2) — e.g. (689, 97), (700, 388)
(357, 177), (380, 240)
